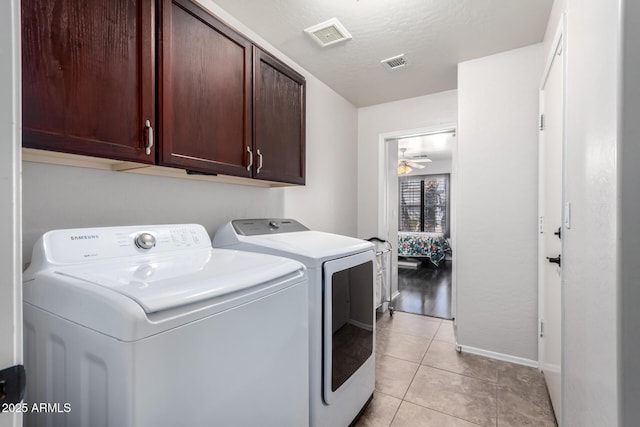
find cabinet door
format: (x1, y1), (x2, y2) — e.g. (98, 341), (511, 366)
(159, 0), (252, 177)
(22, 0), (155, 163)
(253, 48), (306, 185)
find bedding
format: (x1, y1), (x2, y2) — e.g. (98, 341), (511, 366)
(398, 232), (451, 266)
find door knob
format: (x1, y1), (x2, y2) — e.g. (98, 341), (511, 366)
(547, 254), (561, 267)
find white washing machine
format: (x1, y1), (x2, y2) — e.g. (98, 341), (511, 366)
(213, 219), (376, 427)
(23, 224), (309, 427)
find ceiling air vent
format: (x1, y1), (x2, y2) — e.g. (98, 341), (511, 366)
(381, 54), (409, 70)
(304, 18), (352, 47)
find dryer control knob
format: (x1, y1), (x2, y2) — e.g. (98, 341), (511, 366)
(135, 233), (156, 250)
(269, 221), (280, 229)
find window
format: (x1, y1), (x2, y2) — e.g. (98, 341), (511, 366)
(399, 174), (450, 235)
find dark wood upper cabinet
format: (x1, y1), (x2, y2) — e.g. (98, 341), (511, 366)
(158, 0), (252, 177)
(253, 48), (306, 185)
(21, 0), (155, 163)
(22, 0), (306, 185)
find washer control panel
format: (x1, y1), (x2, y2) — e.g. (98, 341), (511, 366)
(33, 224), (211, 266)
(134, 232), (156, 250)
(232, 219), (309, 236)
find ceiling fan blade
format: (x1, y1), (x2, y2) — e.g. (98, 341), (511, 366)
(406, 161), (426, 169)
(410, 157), (433, 163)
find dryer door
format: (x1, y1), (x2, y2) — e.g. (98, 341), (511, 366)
(322, 250), (375, 404)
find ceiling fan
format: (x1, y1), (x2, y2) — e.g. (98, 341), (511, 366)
(397, 148), (431, 175)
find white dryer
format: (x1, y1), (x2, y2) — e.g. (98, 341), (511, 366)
(213, 219), (376, 427)
(23, 224), (309, 427)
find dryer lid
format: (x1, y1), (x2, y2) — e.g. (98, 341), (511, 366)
(225, 229), (374, 268)
(53, 248), (303, 314)
(246, 231), (371, 256)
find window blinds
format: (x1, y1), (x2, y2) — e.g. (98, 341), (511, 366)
(399, 174), (450, 235)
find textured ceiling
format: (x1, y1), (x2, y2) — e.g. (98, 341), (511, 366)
(212, 0), (553, 107)
(397, 130), (455, 162)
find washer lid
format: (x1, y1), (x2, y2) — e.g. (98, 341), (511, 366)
(55, 248), (303, 314)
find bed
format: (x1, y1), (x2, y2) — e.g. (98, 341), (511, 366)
(398, 232), (451, 267)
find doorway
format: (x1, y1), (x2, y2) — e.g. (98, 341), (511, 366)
(538, 15), (565, 424)
(378, 124), (457, 320)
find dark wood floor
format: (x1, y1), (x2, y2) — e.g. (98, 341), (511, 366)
(393, 260), (452, 319)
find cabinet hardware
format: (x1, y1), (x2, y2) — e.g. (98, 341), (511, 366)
(246, 146), (253, 172)
(257, 149), (263, 173)
(145, 120), (154, 155)
(547, 254), (561, 267)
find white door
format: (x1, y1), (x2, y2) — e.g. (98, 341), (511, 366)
(539, 30), (564, 422)
(0, 1), (23, 426)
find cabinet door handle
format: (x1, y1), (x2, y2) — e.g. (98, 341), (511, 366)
(246, 146), (253, 172)
(144, 120), (154, 155)
(257, 149), (263, 173)
(547, 254), (561, 267)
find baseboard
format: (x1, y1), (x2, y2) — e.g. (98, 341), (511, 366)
(376, 301), (389, 313)
(458, 344), (539, 368)
(350, 319), (374, 331)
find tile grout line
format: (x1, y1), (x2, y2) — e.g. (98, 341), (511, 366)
(374, 314), (554, 427)
(380, 321), (502, 384)
(364, 390), (403, 427)
(376, 336), (435, 364)
(377, 330), (439, 348)
(400, 342), (491, 427)
(418, 362), (499, 386)
(377, 324), (441, 340)
(398, 347), (426, 402)
(397, 337), (432, 409)
(376, 313), (462, 426)
(417, 339), (500, 385)
(400, 399), (485, 427)
(375, 342), (493, 426)
(495, 379), (499, 427)
(386, 397), (402, 427)
(407, 354), (499, 427)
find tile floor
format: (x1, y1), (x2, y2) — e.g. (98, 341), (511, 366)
(356, 312), (557, 427)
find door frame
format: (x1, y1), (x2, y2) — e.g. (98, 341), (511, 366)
(537, 11), (567, 418)
(0, 0), (23, 426)
(377, 122), (458, 320)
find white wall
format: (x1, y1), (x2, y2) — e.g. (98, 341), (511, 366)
(22, 163), (285, 262)
(457, 44), (541, 362)
(541, 0), (621, 425)
(0, 0), (21, 426)
(21, 0), (359, 263)
(283, 76), (358, 236)
(357, 90), (458, 239)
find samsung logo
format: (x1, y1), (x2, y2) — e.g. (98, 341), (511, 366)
(69, 235), (100, 241)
